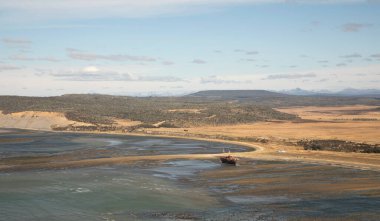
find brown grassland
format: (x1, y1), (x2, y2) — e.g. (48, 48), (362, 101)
(149, 105), (380, 144)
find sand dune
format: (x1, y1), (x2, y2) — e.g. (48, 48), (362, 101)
(0, 111), (92, 130)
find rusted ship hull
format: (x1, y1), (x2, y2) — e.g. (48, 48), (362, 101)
(220, 155), (238, 165)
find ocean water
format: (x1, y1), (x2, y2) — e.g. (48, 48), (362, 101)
(1, 129), (379, 221)
(0, 165), (219, 221)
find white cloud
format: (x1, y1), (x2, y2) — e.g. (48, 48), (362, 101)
(336, 63), (346, 67)
(0, 1), (372, 23)
(9, 54), (35, 61)
(263, 73), (317, 80)
(371, 54), (380, 59)
(2, 63), (379, 96)
(318, 60), (329, 63)
(39, 56), (61, 62)
(49, 66), (184, 82)
(192, 59), (207, 64)
(67, 49), (156, 62)
(51, 70), (133, 81)
(235, 49), (259, 55)
(201, 75), (252, 84)
(340, 23), (373, 32)
(2, 37), (31, 46)
(162, 61), (175, 65)
(82, 66), (99, 73)
(341, 53), (362, 58)
(9, 54), (61, 62)
(0, 64), (22, 72)
(138, 75), (184, 82)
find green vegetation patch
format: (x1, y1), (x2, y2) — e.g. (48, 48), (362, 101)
(0, 94), (297, 127)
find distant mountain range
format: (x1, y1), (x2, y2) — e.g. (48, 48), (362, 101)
(187, 89), (380, 107)
(188, 90), (289, 99)
(188, 88), (380, 99)
(278, 88), (380, 97)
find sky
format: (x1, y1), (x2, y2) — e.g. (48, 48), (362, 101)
(0, 0), (379, 96)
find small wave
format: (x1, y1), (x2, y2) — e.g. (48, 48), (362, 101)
(71, 187), (91, 193)
(106, 139), (123, 146)
(226, 195), (299, 204)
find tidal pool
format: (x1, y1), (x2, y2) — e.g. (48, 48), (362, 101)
(0, 129), (379, 220)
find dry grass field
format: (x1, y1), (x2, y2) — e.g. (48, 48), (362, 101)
(276, 105), (380, 121)
(150, 105), (380, 145)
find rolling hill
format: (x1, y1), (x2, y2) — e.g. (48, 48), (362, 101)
(0, 94), (297, 129)
(0, 91), (379, 130)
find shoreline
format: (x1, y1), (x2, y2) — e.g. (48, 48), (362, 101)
(1, 126), (380, 172)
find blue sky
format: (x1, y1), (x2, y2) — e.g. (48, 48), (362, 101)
(0, 0), (379, 96)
